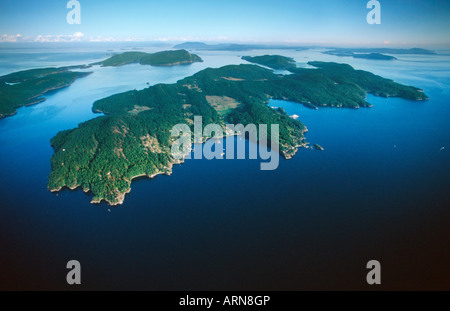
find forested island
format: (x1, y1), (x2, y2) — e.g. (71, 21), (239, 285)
(314, 144), (325, 151)
(242, 55), (297, 70)
(174, 42), (308, 51)
(324, 48), (435, 56)
(93, 50), (203, 67)
(353, 53), (397, 61)
(322, 48), (437, 61)
(173, 42), (435, 56)
(0, 66), (91, 118)
(47, 58), (428, 205)
(324, 50), (397, 61)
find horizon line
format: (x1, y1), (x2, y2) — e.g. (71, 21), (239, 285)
(0, 40), (448, 50)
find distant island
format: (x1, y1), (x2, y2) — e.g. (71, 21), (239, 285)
(323, 48), (435, 60)
(324, 48), (436, 56)
(353, 53), (397, 61)
(47, 58), (428, 206)
(173, 42), (436, 56)
(325, 51), (398, 61)
(242, 55), (297, 70)
(0, 66), (92, 119)
(174, 42), (308, 52)
(314, 144), (325, 151)
(93, 50), (203, 67)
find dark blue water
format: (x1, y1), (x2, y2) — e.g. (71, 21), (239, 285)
(0, 47), (449, 290)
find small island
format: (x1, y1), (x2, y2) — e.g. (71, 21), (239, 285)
(324, 50), (397, 61)
(324, 48), (435, 57)
(242, 55), (297, 70)
(0, 66), (92, 119)
(314, 144), (325, 151)
(47, 58), (428, 206)
(93, 50), (203, 67)
(353, 53), (397, 61)
(174, 42), (308, 52)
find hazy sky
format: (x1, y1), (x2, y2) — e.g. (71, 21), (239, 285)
(0, 0), (449, 46)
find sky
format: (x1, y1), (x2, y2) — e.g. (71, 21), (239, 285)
(0, 0), (449, 47)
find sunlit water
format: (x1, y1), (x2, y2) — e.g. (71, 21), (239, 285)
(0, 44), (449, 290)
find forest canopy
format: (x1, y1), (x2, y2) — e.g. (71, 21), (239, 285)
(0, 66), (91, 118)
(93, 50), (203, 67)
(48, 59), (428, 205)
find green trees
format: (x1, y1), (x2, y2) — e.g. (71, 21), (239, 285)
(242, 55), (297, 70)
(0, 67), (91, 118)
(48, 60), (428, 205)
(94, 50), (203, 67)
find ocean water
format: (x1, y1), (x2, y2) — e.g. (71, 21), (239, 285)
(0, 44), (449, 290)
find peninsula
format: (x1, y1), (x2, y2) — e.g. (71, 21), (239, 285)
(47, 59), (428, 206)
(242, 55), (297, 70)
(0, 66), (92, 118)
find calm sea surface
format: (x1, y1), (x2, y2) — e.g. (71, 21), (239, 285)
(0, 44), (449, 290)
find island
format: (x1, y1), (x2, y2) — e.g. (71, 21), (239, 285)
(242, 55), (297, 70)
(93, 50), (203, 67)
(324, 48), (435, 56)
(174, 42), (308, 52)
(0, 50), (206, 119)
(323, 48), (436, 61)
(353, 53), (397, 61)
(47, 58), (428, 206)
(314, 144), (325, 151)
(324, 51), (397, 61)
(0, 66), (92, 119)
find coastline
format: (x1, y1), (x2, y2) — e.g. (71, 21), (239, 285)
(48, 127), (308, 206)
(0, 71), (93, 120)
(49, 157), (186, 206)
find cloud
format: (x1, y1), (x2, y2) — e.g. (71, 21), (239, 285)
(23, 33), (141, 43)
(34, 32), (85, 42)
(1, 33), (231, 43)
(154, 36), (232, 42)
(0, 34), (23, 42)
(88, 35), (142, 42)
